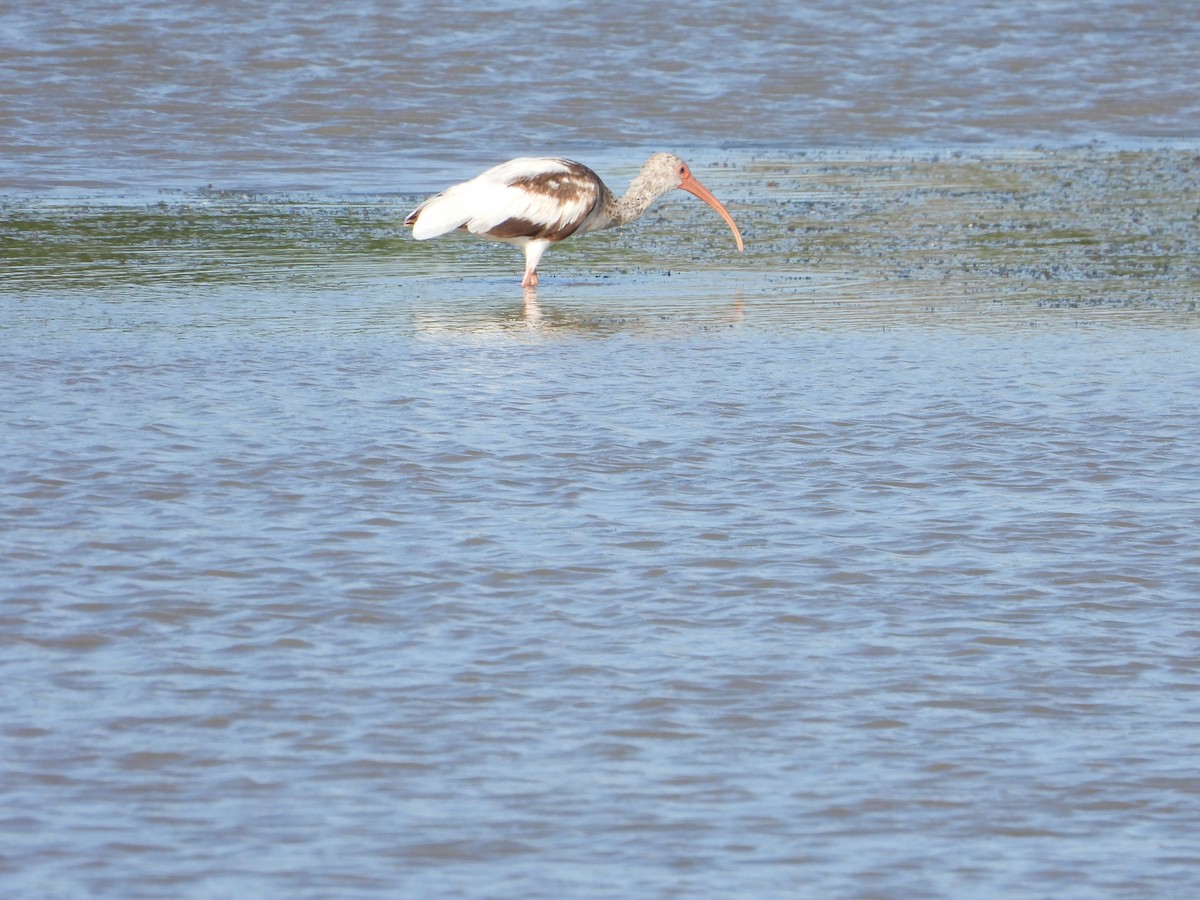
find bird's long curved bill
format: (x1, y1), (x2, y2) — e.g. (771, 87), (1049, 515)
(679, 174), (744, 252)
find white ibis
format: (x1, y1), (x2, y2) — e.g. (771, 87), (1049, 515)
(404, 153), (744, 286)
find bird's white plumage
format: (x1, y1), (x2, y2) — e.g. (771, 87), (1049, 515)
(404, 152), (743, 286)
(408, 158), (598, 243)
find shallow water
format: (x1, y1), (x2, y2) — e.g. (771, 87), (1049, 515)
(3, 2), (1200, 898)
(5, 148), (1200, 898)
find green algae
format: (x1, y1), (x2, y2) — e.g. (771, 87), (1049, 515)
(2, 147), (1197, 314)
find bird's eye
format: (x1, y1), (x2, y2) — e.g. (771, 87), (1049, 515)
(678, 165), (686, 174)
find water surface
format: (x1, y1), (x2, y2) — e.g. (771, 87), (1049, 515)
(3, 2), (1200, 897)
(2, 0), (1198, 191)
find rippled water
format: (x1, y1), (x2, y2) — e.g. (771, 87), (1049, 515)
(3, 0), (1199, 191)
(3, 1), (1200, 897)
(6, 299), (1200, 897)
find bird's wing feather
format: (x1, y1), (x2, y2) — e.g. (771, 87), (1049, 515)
(407, 158), (601, 242)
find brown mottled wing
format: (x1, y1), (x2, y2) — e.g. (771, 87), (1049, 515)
(483, 161), (604, 241)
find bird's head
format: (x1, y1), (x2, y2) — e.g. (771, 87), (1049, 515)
(641, 153), (744, 252)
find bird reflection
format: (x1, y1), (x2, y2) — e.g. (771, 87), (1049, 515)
(414, 286), (744, 335)
(522, 285), (542, 326)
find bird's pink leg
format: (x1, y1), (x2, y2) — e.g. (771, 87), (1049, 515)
(522, 241), (549, 287)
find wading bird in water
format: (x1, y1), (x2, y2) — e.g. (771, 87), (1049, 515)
(404, 154), (744, 287)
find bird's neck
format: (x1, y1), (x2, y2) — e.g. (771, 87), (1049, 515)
(611, 169), (672, 227)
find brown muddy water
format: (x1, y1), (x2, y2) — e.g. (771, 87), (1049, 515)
(3, 2), (1200, 898)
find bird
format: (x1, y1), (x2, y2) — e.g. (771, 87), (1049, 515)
(404, 153), (744, 287)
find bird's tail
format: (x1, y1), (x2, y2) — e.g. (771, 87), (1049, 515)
(404, 194), (468, 240)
